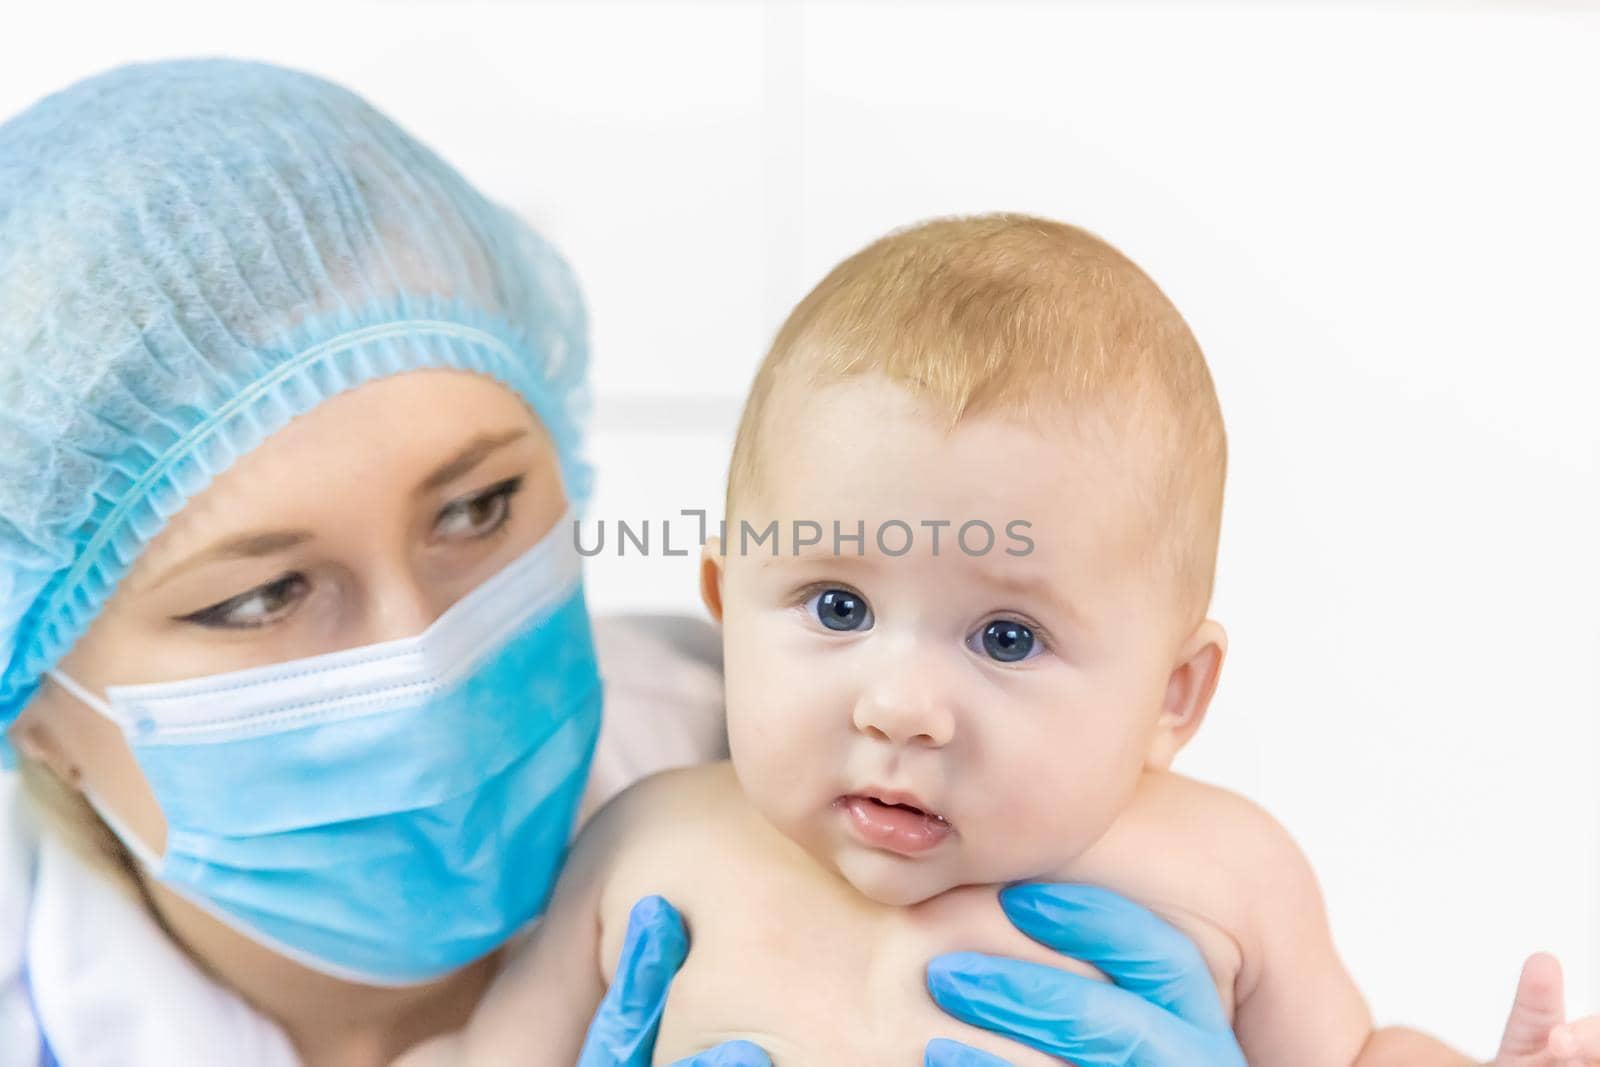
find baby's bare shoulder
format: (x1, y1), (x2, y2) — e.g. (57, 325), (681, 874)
(585, 759), (741, 845)
(589, 763), (757, 924)
(1154, 773), (1321, 905)
(595, 759), (740, 822)
(583, 762), (744, 881)
(1077, 771), (1336, 998)
(1128, 780), (1373, 1056)
(1125, 770), (1304, 860)
(595, 764), (793, 979)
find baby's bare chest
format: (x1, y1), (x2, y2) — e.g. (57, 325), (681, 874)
(603, 849), (1245, 1067)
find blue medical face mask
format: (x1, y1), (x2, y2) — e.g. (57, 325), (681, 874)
(45, 510), (603, 987)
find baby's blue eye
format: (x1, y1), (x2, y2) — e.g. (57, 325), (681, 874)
(976, 619), (1036, 663)
(811, 588), (873, 632)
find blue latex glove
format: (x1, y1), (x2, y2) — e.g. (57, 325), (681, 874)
(924, 883), (1247, 1066)
(578, 895), (772, 1067)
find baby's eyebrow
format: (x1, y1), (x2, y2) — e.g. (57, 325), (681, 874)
(965, 562), (1089, 632)
(756, 546), (873, 567)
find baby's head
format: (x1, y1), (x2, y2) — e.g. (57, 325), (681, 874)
(701, 213), (1228, 906)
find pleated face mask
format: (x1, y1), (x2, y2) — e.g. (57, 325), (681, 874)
(45, 510), (603, 987)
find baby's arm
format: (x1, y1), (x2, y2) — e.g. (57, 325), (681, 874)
(1223, 796), (1375, 1065)
(1231, 804), (1600, 1067)
(1355, 953), (1600, 1067)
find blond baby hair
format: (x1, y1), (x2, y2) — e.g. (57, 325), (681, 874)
(726, 212), (1228, 629)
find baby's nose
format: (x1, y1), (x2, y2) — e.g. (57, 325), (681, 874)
(851, 677), (956, 748)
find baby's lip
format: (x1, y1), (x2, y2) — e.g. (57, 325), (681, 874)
(835, 788), (955, 855)
(849, 787), (949, 824)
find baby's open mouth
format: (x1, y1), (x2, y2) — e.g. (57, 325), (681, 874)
(835, 791), (953, 855)
(865, 794), (948, 821)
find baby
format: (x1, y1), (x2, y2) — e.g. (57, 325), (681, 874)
(404, 215), (1555, 1064)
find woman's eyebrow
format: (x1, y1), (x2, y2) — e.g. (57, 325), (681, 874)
(136, 429), (531, 594)
(137, 528), (316, 594)
(412, 428), (529, 496)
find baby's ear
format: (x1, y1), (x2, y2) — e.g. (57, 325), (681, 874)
(1145, 619), (1228, 770)
(698, 538), (726, 624)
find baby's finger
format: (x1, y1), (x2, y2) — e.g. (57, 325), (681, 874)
(1548, 1016), (1600, 1060)
(1497, 953), (1566, 1058)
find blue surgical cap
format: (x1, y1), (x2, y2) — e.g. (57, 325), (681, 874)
(0, 58), (594, 760)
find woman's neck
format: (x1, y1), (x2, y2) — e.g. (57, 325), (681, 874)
(143, 877), (503, 1067)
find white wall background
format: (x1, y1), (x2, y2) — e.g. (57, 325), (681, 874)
(5, 1), (1597, 1052)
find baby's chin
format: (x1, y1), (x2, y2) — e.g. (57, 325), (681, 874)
(761, 800), (1027, 906)
(829, 843), (974, 907)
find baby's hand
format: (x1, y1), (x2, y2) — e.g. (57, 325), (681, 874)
(1492, 953), (1600, 1066)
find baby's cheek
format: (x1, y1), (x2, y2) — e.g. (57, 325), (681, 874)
(971, 802), (1095, 883)
(728, 696), (832, 826)
(971, 746), (1129, 876)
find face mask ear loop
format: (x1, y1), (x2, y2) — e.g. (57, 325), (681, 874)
(45, 668), (119, 724)
(81, 787), (168, 873)
(43, 669), (169, 870)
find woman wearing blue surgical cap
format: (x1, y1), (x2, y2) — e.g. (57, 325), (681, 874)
(0, 58), (1550, 1067)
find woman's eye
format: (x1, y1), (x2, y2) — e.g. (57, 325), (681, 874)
(807, 587), (874, 632)
(969, 618), (1039, 663)
(434, 477), (523, 541)
(180, 573), (309, 630)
